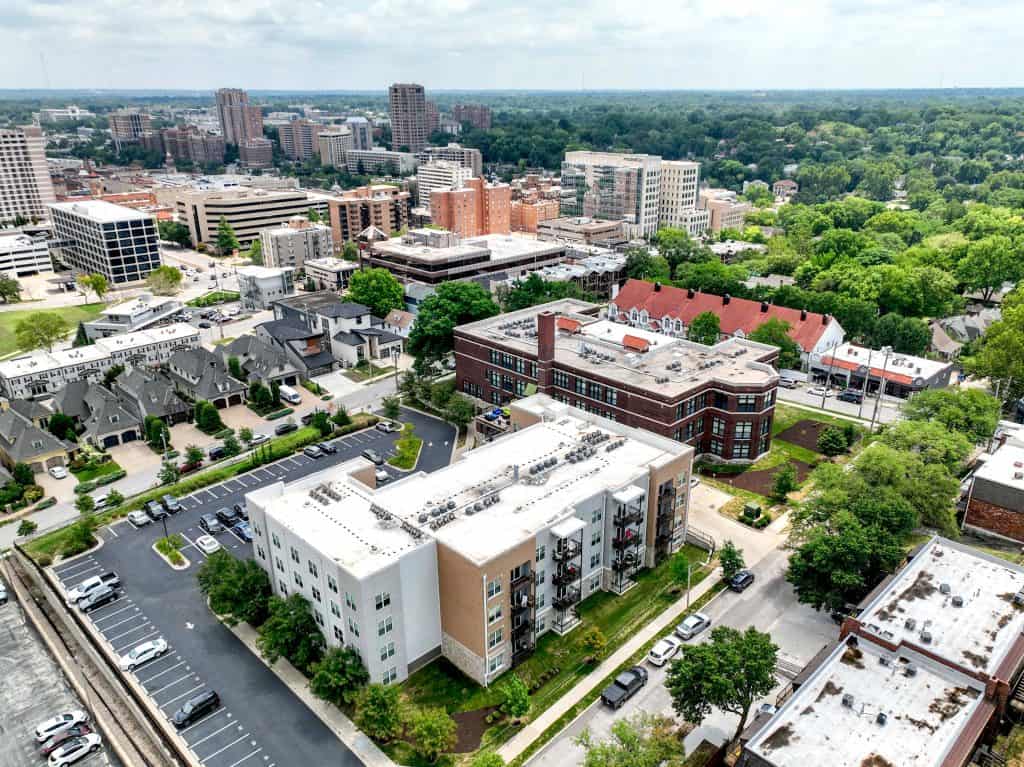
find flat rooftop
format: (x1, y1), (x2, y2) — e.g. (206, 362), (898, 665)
(820, 343), (953, 382)
(374, 232), (563, 264)
(49, 199), (152, 223)
(857, 536), (1024, 677)
(305, 257), (358, 272)
(973, 440), (1024, 493)
(457, 299), (779, 398)
(99, 293), (178, 317)
(747, 637), (987, 767)
(258, 397), (688, 573)
(237, 265), (293, 279)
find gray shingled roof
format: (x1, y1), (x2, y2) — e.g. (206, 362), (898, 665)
(81, 386), (141, 440)
(167, 347), (246, 401)
(258, 318), (320, 341)
(52, 380), (91, 421)
(218, 335), (297, 382)
(115, 368), (190, 420)
(0, 407), (67, 463)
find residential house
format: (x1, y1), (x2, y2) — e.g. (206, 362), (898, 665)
(113, 368), (191, 426)
(383, 309), (415, 338)
(166, 347), (247, 409)
(0, 400), (73, 474)
(216, 336), (299, 387)
(80, 385), (143, 449)
(256, 319), (336, 378)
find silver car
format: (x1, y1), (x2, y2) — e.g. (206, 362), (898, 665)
(127, 510), (151, 527)
(674, 612), (712, 640)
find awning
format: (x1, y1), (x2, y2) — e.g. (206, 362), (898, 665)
(551, 516), (586, 540)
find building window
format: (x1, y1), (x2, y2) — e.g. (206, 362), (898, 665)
(591, 530), (602, 547)
(272, 533), (281, 548)
(383, 666), (398, 684)
(308, 560), (319, 578)
(733, 442), (751, 459)
(380, 642), (396, 662)
(591, 509), (602, 524)
(257, 545), (266, 561)
(488, 628), (503, 649)
(311, 586), (322, 602)
(536, 544), (546, 562)
(293, 572), (303, 588)
(279, 580), (288, 595)
(290, 546), (300, 564)
(330, 601), (341, 618)
(487, 579), (502, 599)
(378, 616), (394, 636)
(537, 593), (545, 609)
(761, 419), (771, 435)
(348, 618), (360, 637)
(327, 575), (338, 593)
(589, 575), (601, 593)
(333, 625), (344, 643)
(710, 439), (724, 456)
(488, 604), (502, 624)
(275, 557), (284, 572)
(314, 611), (324, 627)
(345, 592), (357, 611)
(590, 553), (601, 568)
(553, 371), (569, 389)
(535, 568), (545, 586)
(737, 394), (757, 412)
(759, 435), (769, 455)
(375, 592), (391, 610)
(488, 654), (504, 674)
(712, 417), (725, 437)
(734, 421), (752, 439)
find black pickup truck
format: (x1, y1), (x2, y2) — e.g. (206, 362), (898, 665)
(601, 666), (648, 709)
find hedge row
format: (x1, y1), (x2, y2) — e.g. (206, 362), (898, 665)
(265, 408), (294, 420)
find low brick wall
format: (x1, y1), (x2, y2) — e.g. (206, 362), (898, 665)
(965, 498), (1024, 543)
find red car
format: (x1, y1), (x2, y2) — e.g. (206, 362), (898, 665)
(40, 724), (93, 756)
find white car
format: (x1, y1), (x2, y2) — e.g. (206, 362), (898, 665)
(675, 612), (712, 640)
(250, 433), (270, 446)
(808, 386), (833, 398)
(127, 510), (151, 528)
(195, 535), (221, 555)
(48, 466), (69, 479)
(375, 469), (390, 483)
(646, 635), (684, 666)
(118, 637), (168, 671)
(225, 306), (240, 317)
(689, 477), (700, 489)
(48, 733), (102, 766)
(65, 576), (108, 605)
(34, 711), (89, 743)
(180, 311), (193, 321)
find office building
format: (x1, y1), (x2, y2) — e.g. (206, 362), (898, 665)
(319, 128), (354, 169)
(560, 152), (663, 237)
(425, 101), (440, 135)
(239, 138), (274, 169)
(261, 218), (334, 270)
(0, 126), (57, 223)
(216, 88), (264, 145)
(345, 117), (373, 151)
(388, 83), (430, 153)
(173, 188), (315, 248)
(416, 160), (474, 206)
(738, 536), (1024, 767)
(367, 229), (565, 285)
(659, 160), (707, 236)
(456, 300), (780, 462)
(773, 179), (799, 200)
(537, 217), (628, 248)
(0, 231), (51, 276)
(699, 188), (753, 233)
(108, 111), (153, 145)
(500, 251), (627, 300)
(808, 344), (954, 398)
(326, 185), (411, 244)
(49, 200), (160, 285)
(279, 119), (322, 161)
(343, 148), (417, 175)
(430, 177), (511, 238)
(247, 393), (693, 685)
(82, 292), (184, 341)
(304, 257), (359, 291)
(237, 265), (296, 311)
(416, 143), (483, 177)
(162, 126), (225, 166)
(452, 104), (492, 131)
(36, 106), (94, 124)
(0, 323), (199, 400)
(511, 199), (561, 234)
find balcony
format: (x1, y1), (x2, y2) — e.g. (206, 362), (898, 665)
(512, 638), (535, 664)
(552, 541), (581, 561)
(511, 569), (532, 588)
(612, 532), (641, 551)
(612, 553), (639, 572)
(511, 593), (534, 613)
(553, 588), (581, 611)
(613, 509), (643, 526)
(552, 565), (580, 587)
(512, 617), (533, 634)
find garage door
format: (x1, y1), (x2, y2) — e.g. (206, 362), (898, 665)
(228, 394), (243, 406)
(121, 430), (138, 443)
(45, 456), (65, 469)
(103, 435), (119, 448)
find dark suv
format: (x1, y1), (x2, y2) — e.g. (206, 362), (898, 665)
(601, 666), (648, 709)
(161, 494), (182, 514)
(199, 513), (224, 534)
(78, 585), (118, 612)
(172, 690), (220, 728)
(837, 389), (863, 404)
(728, 569), (756, 592)
(274, 422), (298, 436)
(145, 500), (168, 521)
(216, 507), (241, 526)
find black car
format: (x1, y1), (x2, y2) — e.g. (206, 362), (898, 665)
(197, 321), (212, 329)
(145, 500), (168, 521)
(161, 494), (182, 513)
(172, 690), (220, 728)
(78, 585), (118, 612)
(837, 389), (863, 404)
(274, 422), (298, 436)
(300, 412), (315, 426)
(728, 569), (756, 592)
(199, 513), (224, 534)
(215, 507), (241, 526)
(232, 502), (248, 520)
(208, 445), (226, 461)
(601, 666), (648, 709)
(317, 442), (337, 454)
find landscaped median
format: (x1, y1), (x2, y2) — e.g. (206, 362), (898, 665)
(23, 413), (380, 564)
(387, 423), (422, 471)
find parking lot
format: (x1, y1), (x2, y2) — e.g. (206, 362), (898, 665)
(0, 581), (119, 767)
(49, 410), (455, 767)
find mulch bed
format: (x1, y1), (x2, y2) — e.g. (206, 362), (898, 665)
(701, 460), (813, 495)
(776, 419), (832, 452)
(452, 706), (498, 752)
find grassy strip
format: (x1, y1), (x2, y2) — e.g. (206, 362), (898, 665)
(343, 363), (394, 382)
(187, 290), (240, 307)
(71, 460), (123, 483)
(387, 424), (422, 470)
(0, 303), (106, 356)
(507, 581), (727, 767)
(155, 534), (185, 566)
(211, 336), (237, 346)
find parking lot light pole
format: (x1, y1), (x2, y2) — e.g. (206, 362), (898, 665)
(161, 514), (169, 541)
(868, 346), (893, 432)
(392, 347), (401, 392)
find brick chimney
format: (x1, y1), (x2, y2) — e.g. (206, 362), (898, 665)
(536, 311), (555, 393)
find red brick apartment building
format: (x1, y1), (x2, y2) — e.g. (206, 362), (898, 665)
(455, 299), (780, 463)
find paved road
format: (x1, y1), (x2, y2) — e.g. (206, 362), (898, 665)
(48, 410), (454, 767)
(528, 547), (835, 766)
(777, 386), (901, 425)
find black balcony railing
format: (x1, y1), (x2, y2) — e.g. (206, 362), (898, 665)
(512, 639), (535, 663)
(511, 569), (531, 588)
(614, 509), (643, 526)
(552, 566), (580, 587)
(553, 588), (581, 611)
(511, 593), (533, 613)
(612, 532), (641, 551)
(552, 541), (582, 561)
(612, 553), (639, 572)
(512, 617), (533, 634)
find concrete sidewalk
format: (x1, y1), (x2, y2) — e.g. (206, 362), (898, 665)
(498, 570), (723, 763)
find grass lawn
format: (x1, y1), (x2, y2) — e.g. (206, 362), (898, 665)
(387, 424), (422, 470)
(211, 336), (237, 346)
(773, 402), (863, 432)
(344, 363), (395, 382)
(390, 545), (712, 762)
(0, 303), (106, 357)
(186, 290), (240, 308)
(71, 460), (123, 483)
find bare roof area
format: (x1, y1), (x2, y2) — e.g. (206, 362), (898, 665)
(857, 536), (1024, 677)
(747, 637), (986, 767)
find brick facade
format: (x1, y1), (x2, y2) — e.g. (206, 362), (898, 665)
(965, 497), (1024, 543)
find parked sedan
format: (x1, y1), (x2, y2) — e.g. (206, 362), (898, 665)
(144, 500), (168, 521)
(303, 445), (323, 459)
(118, 637), (168, 671)
(232, 502), (249, 520)
(808, 386), (834, 398)
(48, 466), (69, 479)
(647, 635), (684, 666)
(127, 510), (151, 528)
(250, 433), (270, 446)
(161, 494), (182, 513)
(317, 441), (337, 454)
(362, 448), (384, 466)
(172, 690), (221, 728)
(215, 507), (240, 526)
(77, 585), (118, 613)
(197, 321), (212, 329)
(47, 733), (102, 766)
(274, 422), (298, 436)
(199, 514), (224, 535)
(195, 535), (221, 555)
(232, 521), (253, 542)
(39, 725), (93, 757)
(376, 421), (398, 433)
(34, 711), (89, 743)
(675, 612), (712, 640)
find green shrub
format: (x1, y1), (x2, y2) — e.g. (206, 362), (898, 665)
(74, 481), (97, 495)
(37, 553), (53, 567)
(265, 408), (294, 420)
(214, 428), (234, 439)
(33, 496), (57, 511)
(96, 470), (126, 486)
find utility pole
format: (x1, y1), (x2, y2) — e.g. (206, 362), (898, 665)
(869, 346), (893, 432)
(819, 342), (839, 409)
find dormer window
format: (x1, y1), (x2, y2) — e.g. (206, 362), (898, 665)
(109, 415), (119, 423)
(32, 440), (43, 449)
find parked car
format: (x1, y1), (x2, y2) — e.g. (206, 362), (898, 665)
(375, 469), (390, 484)
(601, 666), (648, 709)
(376, 421), (398, 433)
(362, 448), (384, 465)
(197, 321), (212, 329)
(145, 500), (168, 521)
(48, 466), (69, 479)
(180, 311), (193, 321)
(728, 569), (756, 592)
(118, 637), (168, 671)
(93, 494), (109, 509)
(647, 635), (683, 666)
(758, 703), (779, 717)
(317, 441), (337, 454)
(172, 690), (221, 728)
(39, 725), (93, 756)
(225, 306), (240, 317)
(208, 445), (226, 461)
(300, 412), (314, 425)
(65, 573), (120, 605)
(808, 386), (834, 398)
(199, 514), (224, 535)
(274, 422), (298, 436)
(232, 502), (248, 520)
(47, 733), (102, 766)
(127, 510), (151, 528)
(689, 476), (700, 489)
(195, 535), (221, 555)
(161, 494), (182, 513)
(675, 612), (712, 640)
(77, 585), (118, 612)
(837, 389), (863, 404)
(232, 521), (253, 542)
(778, 377), (800, 389)
(250, 433), (270, 445)
(35, 711), (89, 743)
(303, 445), (323, 459)
(215, 507), (240, 526)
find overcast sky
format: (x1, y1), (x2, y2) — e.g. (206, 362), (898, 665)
(3, 0), (1021, 91)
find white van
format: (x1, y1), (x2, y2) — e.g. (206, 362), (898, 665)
(278, 384), (302, 405)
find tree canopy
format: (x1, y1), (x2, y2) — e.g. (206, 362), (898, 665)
(408, 281), (500, 366)
(687, 311), (720, 346)
(347, 267), (405, 319)
(15, 312), (70, 351)
(749, 318), (802, 370)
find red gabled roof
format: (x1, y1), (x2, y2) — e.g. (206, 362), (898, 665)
(556, 317), (582, 334)
(612, 279), (836, 353)
(622, 334), (650, 352)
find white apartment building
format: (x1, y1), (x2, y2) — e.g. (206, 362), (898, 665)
(246, 394), (692, 686)
(416, 160), (474, 206)
(82, 292), (183, 341)
(1, 127), (57, 223)
(416, 144), (483, 177)
(343, 148), (417, 175)
(172, 188), (317, 248)
(48, 200), (161, 284)
(0, 323), (199, 400)
(345, 117), (374, 151)
(237, 265), (296, 311)
(659, 160), (707, 236)
(0, 231), (52, 277)
(560, 151), (662, 237)
(260, 218), (334, 270)
(304, 257), (359, 291)
(36, 106), (95, 124)
(318, 129), (354, 169)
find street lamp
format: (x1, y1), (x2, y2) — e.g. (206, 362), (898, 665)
(869, 346), (893, 432)
(392, 346), (401, 392)
(819, 342), (840, 409)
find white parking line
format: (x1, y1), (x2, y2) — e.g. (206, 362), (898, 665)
(107, 525), (119, 538)
(179, 531), (208, 560)
(107, 621), (153, 643)
(116, 630), (160, 653)
(98, 612), (147, 632)
(159, 683), (205, 709)
(198, 733), (249, 761)
(188, 720), (237, 748)
(92, 604), (137, 623)
(56, 558), (98, 576)
(177, 707), (229, 735)
(150, 672), (195, 697)
(85, 597), (130, 619)
(227, 747), (262, 766)
(138, 659), (186, 684)
(59, 563), (101, 581)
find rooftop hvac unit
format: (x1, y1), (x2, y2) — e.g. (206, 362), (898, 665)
(878, 656), (891, 667)
(939, 583), (951, 594)
(904, 664), (917, 677)
(951, 595), (964, 607)
(876, 712), (888, 726)
(841, 694), (855, 708)
(920, 631), (933, 644)
(1014, 589), (1024, 606)
(904, 618), (917, 631)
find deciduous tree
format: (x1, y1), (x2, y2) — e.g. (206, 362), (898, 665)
(216, 216), (239, 254)
(749, 318), (801, 370)
(408, 281), (499, 366)
(410, 707), (458, 764)
(257, 593), (325, 673)
(146, 265), (184, 295)
(347, 267), (405, 318)
(718, 540), (745, 580)
(310, 647), (370, 707)
(15, 312), (70, 351)
(575, 713), (685, 767)
(687, 311), (720, 346)
(356, 684), (402, 742)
